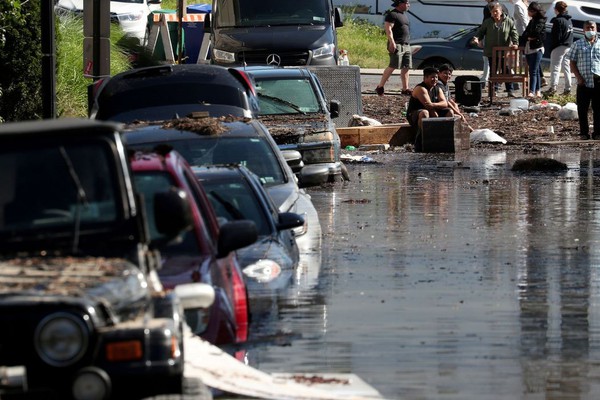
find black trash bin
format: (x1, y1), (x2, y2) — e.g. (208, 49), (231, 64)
(454, 75), (484, 106)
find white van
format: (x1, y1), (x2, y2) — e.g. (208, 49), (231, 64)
(547, 0), (600, 28)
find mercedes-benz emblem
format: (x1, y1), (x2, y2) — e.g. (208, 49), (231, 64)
(266, 54), (281, 66)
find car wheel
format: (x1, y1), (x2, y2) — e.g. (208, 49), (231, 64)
(419, 58), (454, 70)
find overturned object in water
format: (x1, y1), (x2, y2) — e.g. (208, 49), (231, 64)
(511, 157), (568, 172)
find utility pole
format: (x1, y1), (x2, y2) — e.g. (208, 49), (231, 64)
(41, 0), (56, 119)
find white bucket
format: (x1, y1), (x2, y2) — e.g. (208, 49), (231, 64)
(510, 98), (529, 110)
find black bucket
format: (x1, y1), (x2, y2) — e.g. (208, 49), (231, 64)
(454, 75), (484, 107)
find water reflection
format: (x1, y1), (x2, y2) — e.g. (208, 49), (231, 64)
(245, 149), (600, 399)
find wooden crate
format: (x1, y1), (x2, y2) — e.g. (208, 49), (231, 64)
(337, 124), (416, 148)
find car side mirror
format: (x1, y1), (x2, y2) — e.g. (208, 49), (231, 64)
(281, 150), (304, 174)
(174, 283), (215, 310)
(148, 0), (161, 4)
(329, 100), (340, 119)
(217, 220), (257, 258)
(154, 188), (193, 239)
(276, 212), (305, 231)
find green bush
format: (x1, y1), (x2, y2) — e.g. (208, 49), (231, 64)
(0, 0), (43, 122)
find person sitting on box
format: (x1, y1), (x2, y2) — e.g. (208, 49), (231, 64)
(406, 67), (453, 134)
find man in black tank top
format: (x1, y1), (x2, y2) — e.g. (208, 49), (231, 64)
(406, 67), (453, 132)
(375, 0), (413, 96)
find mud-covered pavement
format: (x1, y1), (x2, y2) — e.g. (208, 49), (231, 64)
(245, 147), (600, 399)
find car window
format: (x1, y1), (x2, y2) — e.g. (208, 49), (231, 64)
(202, 180), (270, 236)
(130, 137), (286, 187)
(133, 171), (200, 256)
(255, 78), (321, 115)
(215, 0), (327, 27)
(0, 143), (118, 230)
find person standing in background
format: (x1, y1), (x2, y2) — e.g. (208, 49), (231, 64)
(472, 3), (520, 97)
(375, 0), (412, 96)
(510, 0), (545, 88)
(522, 1), (547, 98)
(545, 1), (573, 95)
(567, 20), (600, 140)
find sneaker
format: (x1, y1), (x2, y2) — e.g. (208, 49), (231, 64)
(579, 134), (590, 140)
(543, 88), (556, 96)
(593, 133), (600, 140)
(375, 86), (384, 96)
(562, 89), (571, 96)
(507, 91), (517, 98)
(541, 77), (548, 87)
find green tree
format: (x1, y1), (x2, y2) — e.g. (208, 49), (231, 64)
(0, 0), (43, 121)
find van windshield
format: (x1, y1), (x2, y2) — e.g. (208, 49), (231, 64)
(215, 0), (328, 27)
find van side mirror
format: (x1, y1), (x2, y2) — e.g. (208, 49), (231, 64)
(204, 13), (212, 31)
(334, 8), (344, 28)
(329, 100), (340, 118)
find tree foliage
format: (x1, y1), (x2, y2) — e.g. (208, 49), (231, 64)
(0, 0), (43, 122)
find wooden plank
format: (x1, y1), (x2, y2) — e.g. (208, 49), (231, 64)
(337, 124), (416, 148)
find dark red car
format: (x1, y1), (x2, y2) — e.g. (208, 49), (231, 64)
(131, 150), (256, 345)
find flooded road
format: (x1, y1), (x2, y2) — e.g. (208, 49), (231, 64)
(244, 148), (600, 399)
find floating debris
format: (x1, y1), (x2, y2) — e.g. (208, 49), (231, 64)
(511, 157), (568, 172)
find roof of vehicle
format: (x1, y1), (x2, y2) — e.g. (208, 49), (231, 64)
(123, 118), (269, 143)
(0, 118), (121, 137)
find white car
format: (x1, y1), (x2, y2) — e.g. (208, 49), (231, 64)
(55, 0), (162, 44)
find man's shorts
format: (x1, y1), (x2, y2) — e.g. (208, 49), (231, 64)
(388, 44), (412, 69)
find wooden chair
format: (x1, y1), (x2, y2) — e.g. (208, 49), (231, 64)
(488, 46), (529, 103)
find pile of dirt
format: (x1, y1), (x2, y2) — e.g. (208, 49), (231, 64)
(360, 93), (587, 150)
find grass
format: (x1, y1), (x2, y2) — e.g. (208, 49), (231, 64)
(56, 16), (133, 117)
(337, 15), (388, 69)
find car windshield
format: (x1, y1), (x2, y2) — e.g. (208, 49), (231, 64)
(201, 179), (270, 236)
(129, 137), (286, 187)
(445, 27), (476, 40)
(255, 78), (321, 115)
(112, 0), (144, 4)
(0, 142), (118, 232)
(133, 171), (200, 256)
(96, 84), (246, 122)
(215, 0), (327, 27)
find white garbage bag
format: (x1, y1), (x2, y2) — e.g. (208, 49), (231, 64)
(470, 128), (507, 144)
(557, 102), (578, 120)
(348, 114), (382, 127)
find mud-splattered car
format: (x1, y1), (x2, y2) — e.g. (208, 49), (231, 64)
(244, 66), (347, 187)
(0, 119), (243, 399)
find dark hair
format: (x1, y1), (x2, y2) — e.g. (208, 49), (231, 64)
(528, 1), (545, 18)
(423, 67), (438, 76)
(554, 1), (567, 14)
(438, 64), (453, 73)
(584, 20), (597, 29)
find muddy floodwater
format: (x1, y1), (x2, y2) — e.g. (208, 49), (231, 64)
(245, 148), (600, 399)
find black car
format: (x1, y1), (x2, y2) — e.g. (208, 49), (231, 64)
(0, 118), (230, 399)
(194, 164), (303, 296)
(244, 66), (346, 187)
(89, 64), (260, 122)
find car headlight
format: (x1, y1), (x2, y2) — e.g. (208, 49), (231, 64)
(118, 11), (145, 22)
(212, 48), (236, 63)
(313, 43), (335, 58)
(243, 260), (282, 283)
(35, 312), (89, 366)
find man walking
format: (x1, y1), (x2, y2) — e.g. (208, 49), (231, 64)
(567, 20), (600, 140)
(375, 0), (412, 96)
